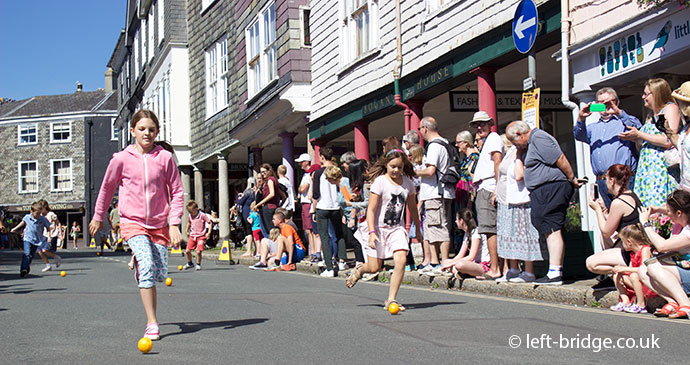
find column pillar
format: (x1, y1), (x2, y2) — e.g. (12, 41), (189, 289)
(193, 166), (204, 210)
(251, 147), (263, 175)
(180, 166), (193, 242)
(472, 67), (499, 133)
(407, 99), (426, 146)
(217, 153), (230, 242)
(354, 121), (370, 161)
(280, 132), (298, 186)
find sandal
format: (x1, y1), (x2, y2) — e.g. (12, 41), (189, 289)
(346, 263), (364, 288)
(383, 299), (406, 311)
(654, 302), (679, 317)
(669, 305), (690, 319)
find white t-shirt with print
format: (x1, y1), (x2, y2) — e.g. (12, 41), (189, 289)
(299, 173), (311, 204)
(419, 137), (454, 200)
(465, 228), (490, 263)
(316, 173), (339, 210)
(473, 132), (504, 192)
(370, 175), (415, 229)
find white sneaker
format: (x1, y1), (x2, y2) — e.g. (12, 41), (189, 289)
(319, 269), (334, 277)
(338, 261), (348, 271)
(195, 264), (201, 271)
(55, 255), (62, 268)
(41, 265), (52, 272)
(183, 263), (194, 270)
(317, 260), (326, 268)
(417, 265), (434, 275)
(509, 271), (536, 283)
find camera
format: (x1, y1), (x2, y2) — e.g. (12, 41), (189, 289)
(655, 113), (668, 133)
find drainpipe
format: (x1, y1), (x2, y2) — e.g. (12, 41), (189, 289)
(393, 0), (411, 132)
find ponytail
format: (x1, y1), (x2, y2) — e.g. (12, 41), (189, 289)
(606, 164), (633, 199)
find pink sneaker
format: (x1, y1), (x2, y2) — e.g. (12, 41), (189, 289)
(144, 323), (160, 340)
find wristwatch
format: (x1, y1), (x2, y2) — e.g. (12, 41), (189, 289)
(642, 222), (654, 229)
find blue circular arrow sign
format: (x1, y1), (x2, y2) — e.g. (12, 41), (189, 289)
(512, 0), (539, 54)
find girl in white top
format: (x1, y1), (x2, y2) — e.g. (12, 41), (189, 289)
(345, 149), (422, 311)
(441, 209), (491, 279)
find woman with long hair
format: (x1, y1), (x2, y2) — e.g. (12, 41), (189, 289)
(256, 163), (281, 230)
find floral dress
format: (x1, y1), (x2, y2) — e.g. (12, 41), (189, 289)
(455, 152), (479, 204)
(633, 122), (679, 207)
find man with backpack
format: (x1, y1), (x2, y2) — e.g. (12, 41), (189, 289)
(469, 111), (504, 280)
(416, 116), (457, 276)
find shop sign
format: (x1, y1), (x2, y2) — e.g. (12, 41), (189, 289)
(3, 202), (85, 213)
(362, 94), (395, 117)
(450, 91), (564, 111)
(522, 88), (540, 129)
(597, 8), (690, 80)
(402, 65), (453, 100)
(229, 163), (248, 171)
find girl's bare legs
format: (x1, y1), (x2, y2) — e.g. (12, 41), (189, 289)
(614, 273), (631, 305)
(241, 234), (254, 256)
(140, 287), (158, 324)
(626, 273), (646, 307)
(387, 250), (408, 310)
(639, 263), (690, 306)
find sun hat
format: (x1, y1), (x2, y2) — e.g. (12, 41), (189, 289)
(469, 111), (494, 127)
(295, 153), (311, 163)
(672, 82), (690, 103)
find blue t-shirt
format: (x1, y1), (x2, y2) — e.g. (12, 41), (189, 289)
(248, 211), (261, 232)
(22, 214), (51, 246)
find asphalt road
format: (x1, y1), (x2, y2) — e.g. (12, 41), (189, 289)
(0, 249), (685, 364)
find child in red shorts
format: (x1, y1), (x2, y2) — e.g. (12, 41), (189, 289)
(248, 202), (264, 242)
(184, 200), (210, 271)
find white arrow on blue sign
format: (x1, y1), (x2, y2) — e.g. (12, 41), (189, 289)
(512, 0), (539, 54)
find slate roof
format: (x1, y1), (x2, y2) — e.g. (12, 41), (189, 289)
(0, 90), (117, 119)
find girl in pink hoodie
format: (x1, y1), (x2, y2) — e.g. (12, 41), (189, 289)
(90, 109), (184, 341)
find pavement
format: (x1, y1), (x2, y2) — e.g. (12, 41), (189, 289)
(198, 249), (660, 310)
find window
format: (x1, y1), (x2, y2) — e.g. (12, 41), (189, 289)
(300, 7), (311, 47)
(201, 0), (217, 13)
(246, 3), (277, 98)
(158, 0), (164, 45)
(18, 161), (38, 193)
(340, 0), (378, 65)
(148, 5), (155, 62)
(18, 124), (38, 145)
(111, 118), (118, 141)
(50, 159), (72, 192)
(427, 0), (454, 13)
(205, 37), (229, 117)
(134, 29), (140, 80)
(50, 121), (71, 143)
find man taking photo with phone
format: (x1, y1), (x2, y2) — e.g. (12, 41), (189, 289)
(573, 87), (641, 208)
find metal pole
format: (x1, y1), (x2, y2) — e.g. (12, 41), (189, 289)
(528, 48), (536, 84)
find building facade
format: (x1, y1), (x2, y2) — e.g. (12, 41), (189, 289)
(0, 90), (118, 239)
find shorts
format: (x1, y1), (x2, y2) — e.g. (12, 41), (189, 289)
(301, 203), (313, 231)
(423, 198), (450, 243)
(37, 239), (51, 252)
(310, 213), (319, 235)
(475, 189), (497, 235)
(186, 235), (206, 252)
(280, 244), (306, 264)
(677, 267), (690, 294)
(252, 230), (264, 242)
(128, 235), (168, 289)
(529, 180), (574, 235)
(243, 220), (253, 236)
(363, 226), (408, 260)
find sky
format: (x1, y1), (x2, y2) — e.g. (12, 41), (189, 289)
(0, 1), (126, 101)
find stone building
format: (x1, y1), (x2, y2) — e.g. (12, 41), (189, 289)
(0, 89), (118, 239)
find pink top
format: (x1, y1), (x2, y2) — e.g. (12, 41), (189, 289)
(93, 145), (184, 229)
(188, 211), (210, 237)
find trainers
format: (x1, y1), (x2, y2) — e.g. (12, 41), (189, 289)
(495, 275), (509, 283)
(533, 275), (563, 286)
(424, 264), (442, 277)
(338, 261), (348, 271)
(41, 265), (52, 272)
(610, 301), (629, 312)
(55, 255), (62, 268)
(591, 276), (616, 291)
(509, 271), (536, 283)
(195, 264), (201, 271)
(183, 263), (194, 270)
(504, 269), (520, 281)
(250, 262), (268, 270)
(417, 264), (435, 275)
(319, 269), (335, 277)
(144, 323), (160, 340)
(20, 269), (28, 278)
(317, 260), (326, 268)
(624, 304), (646, 314)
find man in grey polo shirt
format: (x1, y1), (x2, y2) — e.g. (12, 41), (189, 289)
(506, 121), (583, 285)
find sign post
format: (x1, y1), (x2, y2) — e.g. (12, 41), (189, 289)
(512, 0), (539, 55)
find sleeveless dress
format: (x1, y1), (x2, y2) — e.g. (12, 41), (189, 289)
(633, 113), (679, 207)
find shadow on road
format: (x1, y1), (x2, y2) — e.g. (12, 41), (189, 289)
(160, 318), (269, 338)
(358, 301), (465, 310)
(1, 286), (67, 295)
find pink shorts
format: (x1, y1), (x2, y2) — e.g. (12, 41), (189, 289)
(186, 235), (206, 252)
(252, 230), (264, 242)
(363, 226), (408, 260)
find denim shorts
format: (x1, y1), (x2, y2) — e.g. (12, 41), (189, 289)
(677, 266), (690, 294)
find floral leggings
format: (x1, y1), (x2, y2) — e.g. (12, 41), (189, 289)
(128, 235), (168, 289)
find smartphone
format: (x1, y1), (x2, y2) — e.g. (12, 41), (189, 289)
(589, 103), (606, 112)
(593, 184), (599, 200)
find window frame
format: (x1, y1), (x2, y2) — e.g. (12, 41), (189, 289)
(339, 0), (378, 68)
(111, 118), (119, 141)
(49, 158), (73, 192)
(201, 0), (218, 13)
(50, 121), (72, 144)
(17, 160), (39, 194)
(158, 0), (165, 45)
(204, 36), (229, 119)
(245, 2), (278, 99)
(299, 6), (311, 48)
(17, 123), (38, 146)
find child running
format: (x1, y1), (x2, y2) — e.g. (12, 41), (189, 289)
(12, 202), (52, 277)
(36, 200), (62, 271)
(90, 109), (184, 341)
(184, 200), (210, 271)
(609, 224), (656, 313)
(345, 149), (422, 312)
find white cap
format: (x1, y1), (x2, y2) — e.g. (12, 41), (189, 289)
(294, 153), (311, 163)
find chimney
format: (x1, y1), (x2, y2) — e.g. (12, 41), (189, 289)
(104, 67), (117, 93)
(76, 82), (83, 93)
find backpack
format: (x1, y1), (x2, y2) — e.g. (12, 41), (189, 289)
(427, 139), (463, 196)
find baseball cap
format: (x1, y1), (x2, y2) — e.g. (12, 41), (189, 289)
(295, 153), (311, 163)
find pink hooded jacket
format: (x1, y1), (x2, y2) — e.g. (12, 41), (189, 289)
(93, 145), (184, 229)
